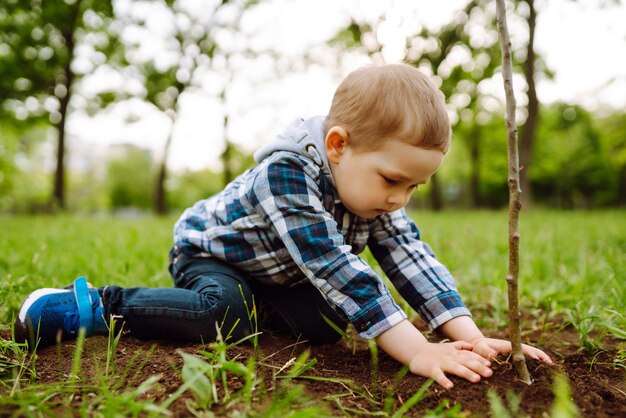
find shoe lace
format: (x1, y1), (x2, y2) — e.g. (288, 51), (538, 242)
(64, 310), (80, 335)
(62, 298), (107, 335)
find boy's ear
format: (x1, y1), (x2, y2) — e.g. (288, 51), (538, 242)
(325, 126), (349, 164)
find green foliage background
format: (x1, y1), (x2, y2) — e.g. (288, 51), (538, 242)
(0, 0), (625, 213)
(2, 103), (624, 213)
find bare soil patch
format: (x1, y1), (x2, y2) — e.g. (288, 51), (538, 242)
(5, 325), (625, 417)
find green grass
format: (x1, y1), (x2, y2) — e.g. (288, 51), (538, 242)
(0, 210), (625, 416)
(413, 210), (624, 307)
(366, 210), (624, 343)
(1, 210), (624, 347)
(2, 212), (623, 328)
(0, 215), (174, 322)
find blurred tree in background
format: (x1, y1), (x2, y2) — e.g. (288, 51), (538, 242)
(93, 0), (257, 215)
(0, 0), (118, 210)
(106, 145), (153, 210)
(532, 104), (618, 208)
(601, 112), (626, 205)
(0, 0), (624, 214)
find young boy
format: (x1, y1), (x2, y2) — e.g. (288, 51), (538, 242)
(16, 63), (552, 389)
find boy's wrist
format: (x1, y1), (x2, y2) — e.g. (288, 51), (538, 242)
(438, 315), (485, 343)
(375, 319), (429, 366)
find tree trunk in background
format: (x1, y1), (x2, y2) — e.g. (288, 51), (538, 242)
(53, 79), (70, 210)
(469, 125), (481, 208)
(154, 78), (185, 215)
(429, 174), (443, 211)
(52, 2), (81, 210)
(155, 126), (173, 215)
(519, 0), (538, 209)
(618, 166), (626, 206)
(221, 139), (233, 188)
(423, 0), (480, 211)
(221, 110), (233, 187)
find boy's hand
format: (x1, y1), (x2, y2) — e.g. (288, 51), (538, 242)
(470, 337), (553, 365)
(408, 341), (493, 390)
(437, 316), (553, 366)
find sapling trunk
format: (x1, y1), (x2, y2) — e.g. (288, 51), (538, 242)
(495, 0), (533, 385)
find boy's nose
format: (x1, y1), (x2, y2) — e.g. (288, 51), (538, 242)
(387, 192), (408, 208)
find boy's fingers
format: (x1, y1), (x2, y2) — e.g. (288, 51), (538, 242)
(459, 347), (492, 366)
(539, 352), (554, 365)
(472, 361), (493, 377)
(521, 343), (554, 365)
(445, 363), (481, 383)
(451, 340), (474, 350)
(527, 347), (554, 365)
(474, 345), (497, 360)
(432, 369), (454, 390)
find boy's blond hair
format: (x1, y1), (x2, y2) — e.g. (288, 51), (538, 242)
(324, 63), (451, 153)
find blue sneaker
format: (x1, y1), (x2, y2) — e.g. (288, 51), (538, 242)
(15, 277), (108, 350)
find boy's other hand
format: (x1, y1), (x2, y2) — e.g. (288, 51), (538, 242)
(408, 341), (493, 390)
(470, 337), (553, 365)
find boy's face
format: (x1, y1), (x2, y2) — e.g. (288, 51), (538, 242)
(325, 127), (444, 219)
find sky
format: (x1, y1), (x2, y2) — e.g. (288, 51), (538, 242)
(68, 0), (626, 172)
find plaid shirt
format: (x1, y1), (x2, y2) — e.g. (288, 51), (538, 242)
(174, 151), (470, 339)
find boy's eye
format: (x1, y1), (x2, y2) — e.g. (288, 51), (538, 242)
(382, 176), (397, 185)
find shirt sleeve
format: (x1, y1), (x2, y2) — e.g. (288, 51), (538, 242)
(367, 209), (471, 330)
(249, 155), (406, 339)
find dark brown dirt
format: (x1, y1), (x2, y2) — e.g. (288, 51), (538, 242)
(3, 324), (625, 417)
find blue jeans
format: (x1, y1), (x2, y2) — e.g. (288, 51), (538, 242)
(101, 249), (347, 345)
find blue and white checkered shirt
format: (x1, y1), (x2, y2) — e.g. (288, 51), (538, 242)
(174, 118), (470, 339)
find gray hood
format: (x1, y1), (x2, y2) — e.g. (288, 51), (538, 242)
(254, 116), (335, 187)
